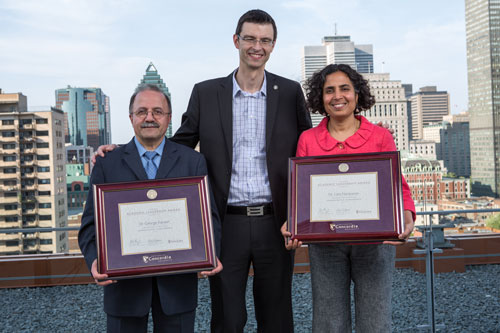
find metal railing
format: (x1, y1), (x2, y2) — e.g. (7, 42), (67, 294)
(0, 208), (499, 332)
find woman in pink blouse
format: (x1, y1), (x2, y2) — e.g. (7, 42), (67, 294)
(283, 64), (415, 332)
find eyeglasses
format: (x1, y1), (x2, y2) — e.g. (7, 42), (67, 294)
(132, 109), (171, 119)
(237, 35), (274, 47)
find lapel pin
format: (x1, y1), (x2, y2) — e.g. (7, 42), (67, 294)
(273, 85), (278, 90)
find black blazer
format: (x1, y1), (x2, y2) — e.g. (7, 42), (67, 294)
(172, 71), (312, 227)
(78, 139), (221, 317)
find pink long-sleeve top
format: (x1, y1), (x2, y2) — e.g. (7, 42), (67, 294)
(296, 115), (416, 218)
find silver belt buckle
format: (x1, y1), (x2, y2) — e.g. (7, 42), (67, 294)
(247, 206), (264, 216)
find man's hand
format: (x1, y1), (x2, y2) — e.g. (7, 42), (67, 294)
(91, 259), (117, 286)
(280, 222), (302, 250)
(384, 210), (414, 246)
(200, 258), (223, 277)
(376, 121), (395, 135)
(91, 144), (118, 164)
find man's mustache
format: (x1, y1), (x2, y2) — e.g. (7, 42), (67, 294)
(141, 122), (160, 128)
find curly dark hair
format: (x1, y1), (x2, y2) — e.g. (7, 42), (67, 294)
(304, 64), (375, 116)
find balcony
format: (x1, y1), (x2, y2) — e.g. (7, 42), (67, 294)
(18, 137), (34, 143)
(0, 185), (20, 191)
(20, 183), (36, 190)
(1, 196), (19, 204)
(19, 147), (36, 154)
(0, 136), (17, 143)
(18, 123), (33, 130)
(21, 196), (37, 203)
(20, 160), (36, 167)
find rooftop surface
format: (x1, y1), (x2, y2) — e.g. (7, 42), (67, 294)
(1, 264), (498, 332)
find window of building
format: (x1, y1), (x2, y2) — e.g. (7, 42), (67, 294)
(39, 203), (52, 209)
(38, 191), (51, 196)
(36, 142), (49, 148)
(20, 119), (32, 125)
(38, 215), (52, 221)
(2, 131), (15, 137)
(36, 118), (48, 124)
(2, 143), (16, 149)
(4, 204), (18, 210)
(3, 168), (16, 174)
(37, 166), (50, 172)
(3, 155), (16, 162)
(5, 240), (19, 247)
(2, 119), (14, 125)
(40, 239), (53, 245)
(4, 192), (17, 198)
(38, 179), (50, 184)
(37, 154), (50, 160)
(35, 130), (48, 136)
(5, 216), (18, 222)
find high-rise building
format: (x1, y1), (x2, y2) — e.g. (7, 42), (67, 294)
(138, 62), (173, 138)
(302, 35), (374, 126)
(438, 113), (471, 177)
(465, 0), (500, 196)
(55, 86), (111, 150)
(0, 90), (68, 254)
(362, 73), (410, 151)
(409, 86), (450, 140)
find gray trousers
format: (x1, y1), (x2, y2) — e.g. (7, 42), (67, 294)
(308, 243), (395, 333)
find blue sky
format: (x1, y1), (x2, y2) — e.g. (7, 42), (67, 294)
(0, 0), (467, 144)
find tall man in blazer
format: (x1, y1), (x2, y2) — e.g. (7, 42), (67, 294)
(94, 10), (311, 332)
(79, 85), (222, 333)
(172, 10), (311, 332)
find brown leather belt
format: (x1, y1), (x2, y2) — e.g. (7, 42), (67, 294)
(226, 203), (273, 216)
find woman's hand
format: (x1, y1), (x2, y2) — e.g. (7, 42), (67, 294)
(280, 222), (302, 250)
(384, 210), (414, 246)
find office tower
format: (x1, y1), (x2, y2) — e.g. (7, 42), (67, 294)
(465, 0), (500, 196)
(0, 90), (68, 254)
(402, 84), (414, 140)
(55, 86), (111, 150)
(362, 73), (410, 151)
(302, 35), (374, 126)
(438, 113), (471, 177)
(410, 86), (450, 140)
(409, 140), (437, 160)
(138, 62), (173, 138)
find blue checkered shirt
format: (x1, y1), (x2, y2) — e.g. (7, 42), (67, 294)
(227, 71), (272, 206)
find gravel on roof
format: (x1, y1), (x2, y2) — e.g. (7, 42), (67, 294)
(1, 264), (499, 332)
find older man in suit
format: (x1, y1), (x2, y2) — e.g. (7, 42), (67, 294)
(78, 84), (222, 333)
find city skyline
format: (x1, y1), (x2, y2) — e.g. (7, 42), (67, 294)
(0, 0), (467, 144)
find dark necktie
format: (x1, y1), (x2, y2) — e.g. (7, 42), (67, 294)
(143, 151), (158, 180)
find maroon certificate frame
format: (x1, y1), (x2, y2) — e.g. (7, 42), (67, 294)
(287, 151), (404, 243)
(94, 176), (216, 279)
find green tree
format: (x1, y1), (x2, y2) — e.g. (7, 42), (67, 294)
(486, 213), (500, 230)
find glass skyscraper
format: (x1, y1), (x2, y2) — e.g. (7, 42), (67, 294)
(138, 62), (172, 138)
(465, 0), (500, 196)
(55, 87), (111, 150)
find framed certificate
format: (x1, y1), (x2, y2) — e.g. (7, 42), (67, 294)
(94, 176), (217, 279)
(287, 151), (404, 243)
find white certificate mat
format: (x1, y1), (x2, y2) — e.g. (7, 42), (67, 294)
(310, 172), (379, 221)
(118, 199), (191, 255)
